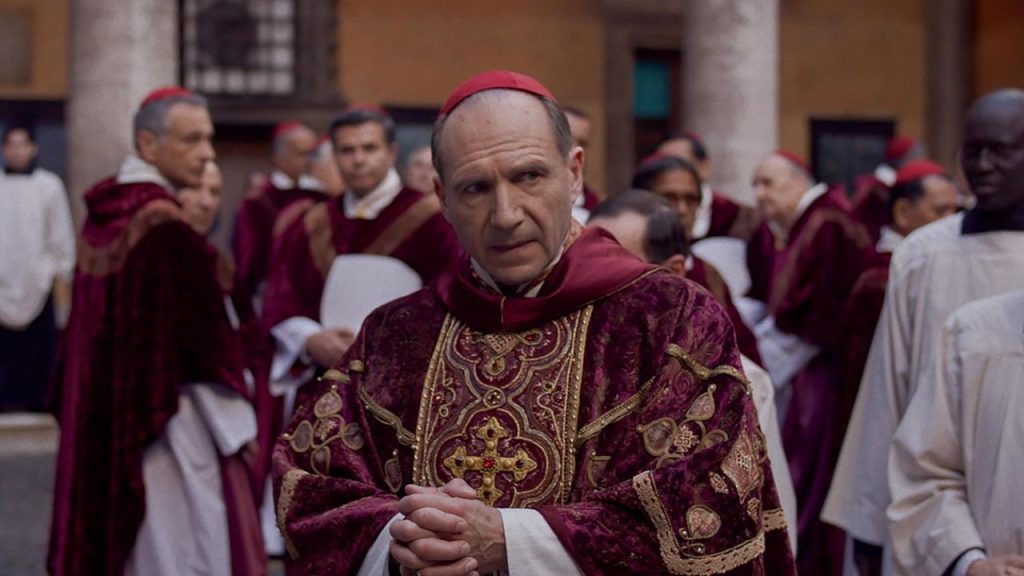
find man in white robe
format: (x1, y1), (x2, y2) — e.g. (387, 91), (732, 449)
(888, 291), (1024, 576)
(824, 88), (1024, 575)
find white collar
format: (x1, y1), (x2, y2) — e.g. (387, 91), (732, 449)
(874, 164), (897, 187)
(342, 168), (403, 220)
(270, 170), (325, 192)
(877, 226), (904, 253)
(690, 183), (714, 239)
(469, 238), (568, 298)
(116, 155), (174, 192)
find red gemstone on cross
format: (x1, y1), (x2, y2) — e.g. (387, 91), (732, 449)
(482, 457), (495, 469)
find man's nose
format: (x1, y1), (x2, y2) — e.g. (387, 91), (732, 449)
(490, 182), (523, 229)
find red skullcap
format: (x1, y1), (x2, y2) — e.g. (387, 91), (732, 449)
(893, 159), (946, 187)
(439, 70), (558, 117)
(886, 137), (917, 162)
(140, 86), (195, 108)
(774, 150), (811, 174)
(273, 121), (307, 140)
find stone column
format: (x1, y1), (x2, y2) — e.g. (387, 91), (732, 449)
(67, 0), (178, 223)
(683, 0), (778, 205)
(926, 0), (968, 169)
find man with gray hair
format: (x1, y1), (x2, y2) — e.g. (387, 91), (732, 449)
(49, 87), (264, 576)
(274, 70), (795, 575)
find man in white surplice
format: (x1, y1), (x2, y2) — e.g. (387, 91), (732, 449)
(823, 88), (1024, 575)
(888, 291), (1024, 576)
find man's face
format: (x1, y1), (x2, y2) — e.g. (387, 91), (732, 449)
(896, 175), (958, 235)
(566, 113), (591, 151)
(177, 163), (222, 235)
(404, 146), (437, 194)
(588, 213), (647, 261)
(436, 93), (584, 287)
(274, 127), (316, 183)
(140, 103), (215, 189)
(960, 97), (1024, 212)
(648, 168), (702, 238)
(2, 129), (37, 172)
(333, 122), (397, 197)
(656, 138), (711, 180)
(753, 155), (806, 227)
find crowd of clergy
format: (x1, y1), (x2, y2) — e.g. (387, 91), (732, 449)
(2, 69), (1023, 576)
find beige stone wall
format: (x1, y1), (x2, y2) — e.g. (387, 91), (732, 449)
(779, 0), (926, 158)
(0, 0), (68, 99)
(974, 0), (1024, 96)
(336, 0), (607, 192)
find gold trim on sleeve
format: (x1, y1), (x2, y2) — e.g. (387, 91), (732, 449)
(576, 376), (655, 448)
(276, 469), (310, 560)
(360, 387), (417, 447)
(761, 508), (788, 533)
(633, 470), (767, 575)
(665, 344), (750, 393)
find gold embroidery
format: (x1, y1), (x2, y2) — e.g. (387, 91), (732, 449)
(285, 384), (363, 469)
(709, 472), (730, 495)
(349, 359), (365, 373)
(586, 453), (610, 488)
(665, 344), (750, 393)
(722, 428), (763, 502)
(414, 308), (592, 508)
(322, 368), (349, 384)
(634, 471), (766, 575)
(360, 387), (416, 447)
(342, 422), (365, 451)
(746, 498), (761, 522)
(575, 376), (655, 448)
(637, 384), (727, 466)
(762, 508), (787, 533)
(314, 387), (343, 418)
(277, 469), (309, 560)
(311, 445), (331, 474)
(683, 505), (722, 540)
(288, 420), (314, 453)
(384, 451), (403, 493)
(443, 417), (539, 505)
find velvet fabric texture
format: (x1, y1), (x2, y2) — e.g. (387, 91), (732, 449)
(850, 176), (890, 244)
(702, 192), (763, 242)
(48, 179), (252, 576)
(261, 187), (463, 330)
(232, 180), (326, 308)
(273, 228), (795, 575)
(687, 256), (762, 366)
(752, 189), (872, 575)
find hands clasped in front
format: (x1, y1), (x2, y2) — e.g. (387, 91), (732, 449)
(389, 478), (508, 576)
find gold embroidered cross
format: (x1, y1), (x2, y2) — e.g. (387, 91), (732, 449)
(443, 417), (538, 506)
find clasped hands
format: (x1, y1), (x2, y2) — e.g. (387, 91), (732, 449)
(389, 478), (507, 576)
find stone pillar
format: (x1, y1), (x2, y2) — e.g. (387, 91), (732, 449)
(683, 0), (779, 205)
(67, 0), (178, 223)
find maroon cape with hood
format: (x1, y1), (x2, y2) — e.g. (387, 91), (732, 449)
(48, 178), (260, 575)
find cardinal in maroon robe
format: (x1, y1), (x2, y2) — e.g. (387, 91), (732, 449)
(850, 136), (924, 243)
(49, 88), (263, 576)
(274, 70), (794, 576)
(748, 151), (872, 575)
(233, 121), (328, 313)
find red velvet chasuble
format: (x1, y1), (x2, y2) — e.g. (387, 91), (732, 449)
(273, 227), (795, 575)
(232, 180), (326, 308)
(48, 179), (251, 576)
(753, 189), (871, 575)
(261, 187), (463, 330)
(687, 256), (762, 365)
(704, 192), (762, 242)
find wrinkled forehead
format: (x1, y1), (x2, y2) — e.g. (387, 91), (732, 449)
(441, 90), (557, 153)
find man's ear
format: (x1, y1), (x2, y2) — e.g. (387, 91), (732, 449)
(892, 197), (912, 234)
(137, 130), (159, 163)
(663, 253), (688, 276)
(568, 145), (585, 205)
(433, 175), (453, 223)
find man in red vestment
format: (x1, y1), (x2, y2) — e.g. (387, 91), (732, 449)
(747, 150), (872, 575)
(273, 70), (795, 575)
(587, 188), (762, 365)
(233, 121), (327, 313)
(831, 159), (956, 575)
(656, 131), (761, 242)
(849, 136), (925, 243)
(261, 105), (463, 395)
(48, 87), (263, 576)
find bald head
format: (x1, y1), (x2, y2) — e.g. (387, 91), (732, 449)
(272, 123), (316, 183)
(752, 153), (814, 229)
(960, 89), (1024, 212)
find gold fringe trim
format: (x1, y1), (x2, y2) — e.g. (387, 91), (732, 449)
(761, 508), (788, 533)
(360, 387), (417, 447)
(633, 470), (766, 575)
(276, 469), (310, 560)
(575, 376), (655, 448)
(665, 344), (750, 393)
